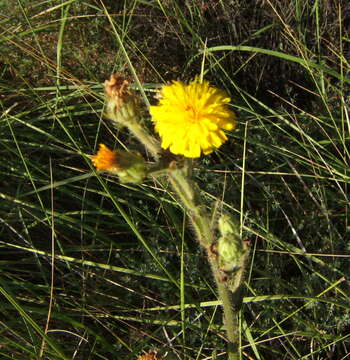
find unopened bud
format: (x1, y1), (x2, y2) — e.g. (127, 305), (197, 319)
(104, 74), (140, 126)
(217, 215), (246, 273)
(91, 144), (146, 184)
(218, 214), (240, 238)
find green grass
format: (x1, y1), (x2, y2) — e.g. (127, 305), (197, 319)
(1, 0), (349, 359)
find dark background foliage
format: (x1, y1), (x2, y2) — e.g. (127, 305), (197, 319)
(0, 1), (349, 359)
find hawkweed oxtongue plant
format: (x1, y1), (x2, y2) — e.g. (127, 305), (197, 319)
(90, 74), (249, 360)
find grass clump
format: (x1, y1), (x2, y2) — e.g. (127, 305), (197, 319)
(0, 0), (349, 359)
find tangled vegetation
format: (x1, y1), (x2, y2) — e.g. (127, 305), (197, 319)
(0, 1), (349, 359)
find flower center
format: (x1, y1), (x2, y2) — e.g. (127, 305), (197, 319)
(185, 105), (200, 122)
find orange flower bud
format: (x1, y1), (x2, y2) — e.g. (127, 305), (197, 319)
(91, 144), (119, 171)
(91, 144), (147, 184)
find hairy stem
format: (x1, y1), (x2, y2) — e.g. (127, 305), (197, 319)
(168, 166), (212, 246)
(168, 164), (244, 360)
(128, 122), (161, 161)
(211, 260), (244, 360)
(217, 283), (239, 360)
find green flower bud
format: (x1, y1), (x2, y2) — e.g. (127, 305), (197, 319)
(117, 151), (147, 184)
(217, 215), (246, 273)
(218, 214), (240, 238)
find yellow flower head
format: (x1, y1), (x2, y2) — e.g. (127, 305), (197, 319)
(91, 144), (118, 171)
(150, 77), (236, 158)
(137, 351), (164, 360)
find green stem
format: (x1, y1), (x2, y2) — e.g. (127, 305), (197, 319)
(213, 263), (241, 360)
(168, 166), (212, 246)
(218, 284), (239, 360)
(128, 122), (161, 161)
(168, 165), (242, 360)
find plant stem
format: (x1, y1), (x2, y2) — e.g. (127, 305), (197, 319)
(128, 121), (161, 161)
(168, 165), (243, 360)
(213, 264), (240, 360)
(168, 166), (212, 246)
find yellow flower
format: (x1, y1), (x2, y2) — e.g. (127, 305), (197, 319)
(91, 144), (118, 171)
(137, 351), (163, 360)
(150, 78), (236, 158)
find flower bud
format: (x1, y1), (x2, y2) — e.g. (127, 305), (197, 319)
(217, 215), (246, 273)
(91, 144), (147, 184)
(104, 73), (140, 127)
(218, 214), (240, 239)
